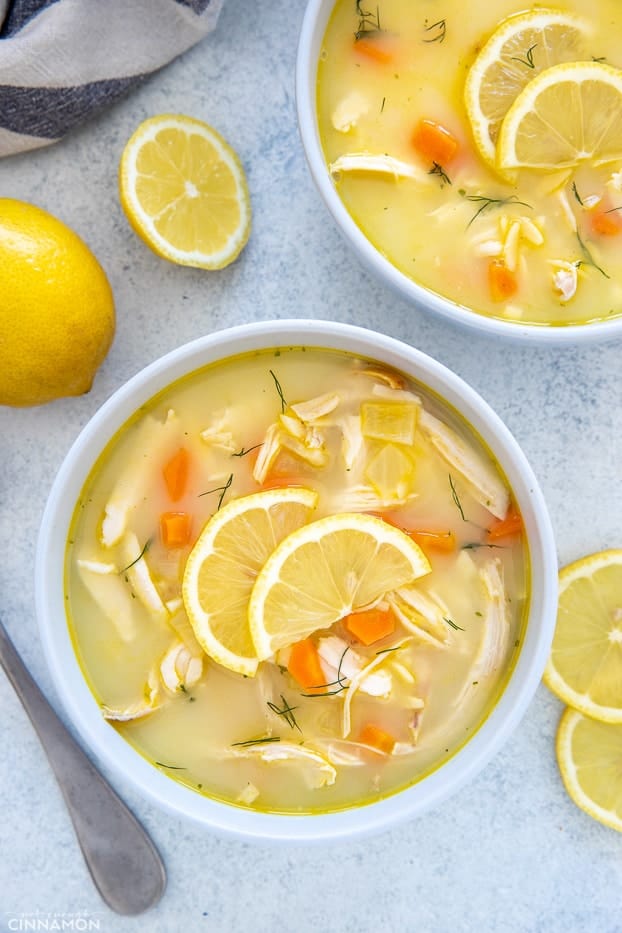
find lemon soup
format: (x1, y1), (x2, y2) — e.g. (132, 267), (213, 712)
(66, 347), (528, 813)
(317, 2), (622, 326)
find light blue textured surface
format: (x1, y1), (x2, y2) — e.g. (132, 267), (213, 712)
(1, 2), (621, 931)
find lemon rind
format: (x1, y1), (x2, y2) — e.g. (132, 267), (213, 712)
(557, 707), (622, 833)
(543, 549), (622, 722)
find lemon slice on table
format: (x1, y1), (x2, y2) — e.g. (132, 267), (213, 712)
(248, 512), (431, 660)
(182, 487), (318, 677)
(497, 62), (622, 172)
(464, 9), (589, 169)
(119, 114), (251, 269)
(543, 549), (622, 723)
(556, 707), (622, 832)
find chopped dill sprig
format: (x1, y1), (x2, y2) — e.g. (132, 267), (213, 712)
(118, 538), (152, 575)
(217, 474), (233, 508)
(429, 161), (451, 185)
(267, 695), (302, 732)
(269, 369), (287, 413)
(375, 645), (402, 656)
(155, 761), (187, 770)
(449, 473), (467, 522)
(422, 18), (446, 43)
(592, 55), (607, 63)
(231, 736), (281, 748)
(510, 43), (537, 68)
(380, 96), (386, 113)
(575, 230), (610, 279)
(465, 194), (533, 228)
(571, 181), (584, 205)
(355, 1), (382, 40)
(462, 542), (505, 550)
(198, 473), (233, 509)
(301, 646), (351, 697)
(231, 443), (263, 458)
(604, 205), (622, 214)
(443, 616), (465, 631)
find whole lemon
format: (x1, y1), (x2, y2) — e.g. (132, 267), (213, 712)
(0, 199), (115, 407)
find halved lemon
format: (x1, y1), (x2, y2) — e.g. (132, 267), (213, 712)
(497, 61), (622, 171)
(543, 549), (622, 722)
(556, 707), (622, 832)
(464, 9), (589, 169)
(248, 512), (431, 660)
(182, 487), (318, 676)
(119, 114), (251, 269)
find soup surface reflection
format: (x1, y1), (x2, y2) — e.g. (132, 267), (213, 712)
(66, 347), (529, 813)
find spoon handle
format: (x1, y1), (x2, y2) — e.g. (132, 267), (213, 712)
(0, 618), (166, 915)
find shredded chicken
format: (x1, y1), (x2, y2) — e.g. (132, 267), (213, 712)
(231, 742), (336, 788)
(332, 91), (369, 132)
(329, 153), (426, 181)
(453, 558), (510, 708)
(159, 640), (204, 694)
(387, 586), (450, 647)
(200, 409), (238, 452)
(419, 409), (510, 520)
(77, 558), (142, 642)
(101, 410), (179, 547)
(101, 670), (161, 721)
(119, 531), (169, 623)
(548, 259), (579, 303)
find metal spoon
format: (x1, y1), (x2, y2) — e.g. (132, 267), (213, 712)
(0, 617), (166, 915)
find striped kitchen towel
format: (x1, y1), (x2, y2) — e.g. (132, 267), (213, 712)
(0, 0), (224, 157)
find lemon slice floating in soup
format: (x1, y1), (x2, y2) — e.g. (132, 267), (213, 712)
(464, 8), (590, 170)
(248, 512), (431, 660)
(497, 61), (622, 171)
(183, 486), (318, 676)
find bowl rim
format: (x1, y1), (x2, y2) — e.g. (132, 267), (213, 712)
(295, 0), (622, 345)
(35, 319), (558, 843)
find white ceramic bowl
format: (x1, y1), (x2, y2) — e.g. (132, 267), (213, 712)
(296, 0), (622, 344)
(36, 320), (557, 842)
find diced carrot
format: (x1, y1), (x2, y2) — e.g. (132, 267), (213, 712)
(163, 447), (190, 501)
(260, 475), (308, 491)
(344, 607), (396, 646)
(591, 210), (622, 236)
(408, 529), (456, 553)
(412, 119), (459, 166)
(487, 506), (523, 541)
(359, 723), (396, 755)
(160, 511), (192, 548)
(288, 638), (326, 694)
(371, 512), (456, 553)
(354, 36), (394, 64)
(488, 259), (518, 303)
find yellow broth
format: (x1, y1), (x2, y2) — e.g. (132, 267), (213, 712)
(66, 347), (529, 813)
(317, 0), (622, 326)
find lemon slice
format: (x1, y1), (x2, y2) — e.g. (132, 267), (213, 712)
(497, 61), (622, 171)
(543, 549), (622, 723)
(556, 707), (622, 832)
(119, 114), (251, 269)
(182, 487), (318, 676)
(248, 512), (431, 660)
(464, 9), (589, 168)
